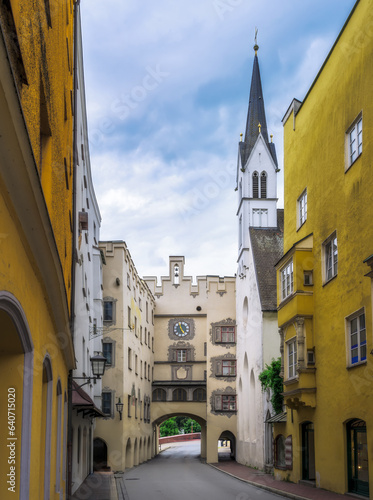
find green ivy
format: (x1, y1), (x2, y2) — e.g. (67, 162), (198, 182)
(258, 357), (283, 415)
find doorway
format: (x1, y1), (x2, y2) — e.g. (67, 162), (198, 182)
(347, 420), (369, 497)
(93, 438), (108, 470)
(301, 422), (315, 481)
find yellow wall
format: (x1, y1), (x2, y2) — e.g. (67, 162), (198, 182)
(275, 0), (373, 494)
(8, 0), (74, 307)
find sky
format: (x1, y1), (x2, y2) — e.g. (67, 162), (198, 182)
(80, 0), (357, 280)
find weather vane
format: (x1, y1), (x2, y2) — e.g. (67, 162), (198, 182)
(254, 27), (259, 54)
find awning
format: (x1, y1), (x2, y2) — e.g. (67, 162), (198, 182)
(72, 381), (106, 418)
(266, 411), (287, 423)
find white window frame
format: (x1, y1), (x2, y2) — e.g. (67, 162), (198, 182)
(287, 338), (297, 379)
(346, 114), (363, 170)
(214, 325), (236, 343)
(280, 259), (293, 301)
(297, 188), (307, 228)
(222, 395), (237, 411)
(177, 349), (187, 362)
(346, 309), (367, 366)
(323, 232), (338, 283)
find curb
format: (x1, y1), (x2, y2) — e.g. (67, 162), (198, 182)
(208, 464), (310, 500)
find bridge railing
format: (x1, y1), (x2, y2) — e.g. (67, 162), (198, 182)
(159, 432), (201, 444)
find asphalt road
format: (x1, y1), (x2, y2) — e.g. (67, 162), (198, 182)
(119, 441), (283, 500)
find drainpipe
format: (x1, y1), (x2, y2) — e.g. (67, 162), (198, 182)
(67, 0), (81, 497)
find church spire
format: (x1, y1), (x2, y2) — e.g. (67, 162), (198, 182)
(242, 39), (269, 166)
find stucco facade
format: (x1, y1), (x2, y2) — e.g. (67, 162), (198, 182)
(145, 256), (236, 463)
(0, 1), (75, 498)
(70, 3), (105, 494)
(94, 241), (155, 471)
(273, 0), (373, 496)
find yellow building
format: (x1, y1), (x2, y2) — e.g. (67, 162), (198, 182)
(0, 1), (75, 498)
(273, 0), (373, 496)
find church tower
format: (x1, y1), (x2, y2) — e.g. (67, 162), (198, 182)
(237, 40), (279, 277)
(235, 39), (283, 470)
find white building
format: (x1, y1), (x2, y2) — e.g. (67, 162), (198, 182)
(70, 4), (105, 494)
(235, 42), (283, 470)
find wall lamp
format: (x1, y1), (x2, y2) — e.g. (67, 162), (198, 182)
(116, 397), (124, 420)
(73, 352), (107, 388)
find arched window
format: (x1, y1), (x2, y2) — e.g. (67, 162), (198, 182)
(261, 171), (267, 198)
(152, 388), (166, 401)
(173, 264), (180, 285)
(172, 388), (187, 401)
(193, 388), (206, 401)
(252, 172), (259, 198)
(275, 434), (286, 468)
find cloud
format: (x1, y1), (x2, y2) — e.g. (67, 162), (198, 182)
(80, 0), (357, 278)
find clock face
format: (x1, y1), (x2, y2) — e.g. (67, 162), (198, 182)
(174, 321), (190, 337)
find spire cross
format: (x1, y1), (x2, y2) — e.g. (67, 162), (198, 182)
(258, 122), (261, 134)
(254, 27), (259, 54)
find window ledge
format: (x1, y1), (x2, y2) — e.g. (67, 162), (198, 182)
(283, 377), (299, 386)
(322, 273), (337, 287)
(297, 220), (307, 232)
(345, 152), (362, 173)
(347, 360), (367, 370)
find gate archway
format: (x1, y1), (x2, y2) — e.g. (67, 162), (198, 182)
(93, 438), (108, 470)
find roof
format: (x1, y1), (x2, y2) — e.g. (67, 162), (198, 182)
(266, 411), (287, 423)
(249, 209), (284, 311)
(240, 49), (278, 168)
(72, 381), (106, 418)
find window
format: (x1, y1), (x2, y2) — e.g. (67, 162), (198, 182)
(222, 360), (236, 376)
(324, 233), (338, 282)
(347, 115), (363, 168)
(128, 395), (131, 418)
(146, 302), (149, 322)
(348, 311), (366, 365)
(148, 331), (150, 347)
(128, 307), (132, 329)
(148, 365), (150, 380)
(127, 273), (130, 289)
(252, 208), (268, 227)
(214, 325), (236, 343)
(177, 350), (186, 362)
(152, 337), (154, 352)
(140, 326), (143, 343)
(173, 264), (180, 285)
(134, 317), (138, 337)
(135, 398), (138, 418)
(214, 394), (236, 411)
(103, 301), (113, 322)
(252, 172), (259, 198)
(260, 171), (267, 198)
(281, 260), (293, 301)
(144, 362), (147, 379)
(193, 388), (206, 401)
(275, 435), (286, 468)
(239, 215), (243, 248)
(288, 338), (297, 379)
(298, 189), (307, 228)
(140, 360), (143, 378)
(103, 343), (113, 366)
(128, 348), (132, 370)
(172, 388), (187, 401)
(304, 271), (313, 286)
(153, 388), (166, 401)
(139, 297), (142, 310)
(102, 392), (111, 415)
(135, 355), (138, 375)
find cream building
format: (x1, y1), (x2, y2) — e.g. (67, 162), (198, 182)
(94, 241), (155, 471)
(144, 256), (236, 463)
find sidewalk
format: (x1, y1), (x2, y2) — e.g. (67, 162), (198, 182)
(71, 471), (118, 500)
(210, 461), (347, 500)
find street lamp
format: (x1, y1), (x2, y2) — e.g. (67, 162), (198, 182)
(116, 397), (124, 420)
(73, 352), (107, 387)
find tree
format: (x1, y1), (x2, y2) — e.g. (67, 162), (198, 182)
(160, 417), (179, 437)
(183, 418), (201, 434)
(259, 357), (283, 415)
